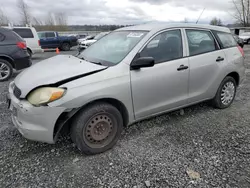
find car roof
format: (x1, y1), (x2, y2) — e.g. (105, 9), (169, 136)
(37, 31), (55, 33)
(0, 27), (11, 32)
(117, 23), (231, 33)
(5, 26), (35, 29)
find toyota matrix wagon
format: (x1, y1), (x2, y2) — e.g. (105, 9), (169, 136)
(7, 23), (245, 155)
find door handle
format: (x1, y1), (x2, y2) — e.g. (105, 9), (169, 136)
(216, 56), (224, 62)
(177, 65), (189, 71)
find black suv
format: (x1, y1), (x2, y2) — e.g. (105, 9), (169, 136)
(0, 27), (31, 82)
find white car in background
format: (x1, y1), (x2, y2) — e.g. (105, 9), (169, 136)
(239, 32), (250, 44)
(79, 32), (109, 51)
(6, 26), (43, 57)
(77, 35), (95, 44)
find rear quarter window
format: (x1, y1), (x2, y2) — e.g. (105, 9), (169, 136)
(213, 31), (237, 48)
(13, 28), (34, 38)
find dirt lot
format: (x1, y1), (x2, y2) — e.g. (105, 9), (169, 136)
(1, 47), (250, 188)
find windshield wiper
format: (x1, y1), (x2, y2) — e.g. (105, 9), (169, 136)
(78, 56), (103, 65)
(90, 61), (102, 65)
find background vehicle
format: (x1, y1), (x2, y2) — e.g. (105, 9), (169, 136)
(234, 34), (244, 48)
(239, 32), (250, 44)
(78, 32), (109, 51)
(6, 26), (43, 57)
(8, 24), (245, 155)
(77, 35), (95, 44)
(38, 31), (77, 51)
(0, 27), (31, 81)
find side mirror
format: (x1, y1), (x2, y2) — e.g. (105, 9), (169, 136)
(130, 57), (155, 70)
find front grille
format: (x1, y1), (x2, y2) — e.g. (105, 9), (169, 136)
(13, 84), (21, 99)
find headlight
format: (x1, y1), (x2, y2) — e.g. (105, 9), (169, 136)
(27, 87), (66, 106)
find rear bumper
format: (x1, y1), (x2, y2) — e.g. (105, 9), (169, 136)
(14, 56), (32, 70)
(8, 82), (66, 143)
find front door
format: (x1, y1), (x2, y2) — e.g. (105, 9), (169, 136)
(130, 29), (189, 120)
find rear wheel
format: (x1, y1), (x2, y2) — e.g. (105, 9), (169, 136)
(0, 59), (13, 82)
(212, 76), (237, 109)
(61, 43), (71, 51)
(70, 102), (123, 155)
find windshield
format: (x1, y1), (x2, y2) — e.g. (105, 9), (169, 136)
(94, 33), (107, 40)
(78, 31), (148, 66)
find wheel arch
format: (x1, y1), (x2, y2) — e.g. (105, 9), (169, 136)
(27, 47), (32, 54)
(53, 97), (129, 141)
(226, 71), (240, 86)
(0, 55), (15, 68)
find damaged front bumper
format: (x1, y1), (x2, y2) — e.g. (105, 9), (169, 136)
(7, 82), (66, 144)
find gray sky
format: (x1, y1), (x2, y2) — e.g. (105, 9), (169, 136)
(1, 0), (235, 25)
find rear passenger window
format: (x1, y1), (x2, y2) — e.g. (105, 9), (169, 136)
(140, 29), (183, 63)
(13, 28), (34, 38)
(46, 32), (55, 38)
(213, 31), (237, 48)
(38, 32), (46, 38)
(0, 33), (5, 42)
(186, 30), (218, 56)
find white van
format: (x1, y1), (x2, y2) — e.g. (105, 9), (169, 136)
(7, 27), (43, 57)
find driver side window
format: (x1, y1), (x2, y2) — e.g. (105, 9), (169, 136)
(140, 29), (183, 64)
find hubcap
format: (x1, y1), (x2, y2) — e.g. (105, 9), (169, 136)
(221, 81), (235, 105)
(83, 114), (117, 148)
(0, 62), (10, 80)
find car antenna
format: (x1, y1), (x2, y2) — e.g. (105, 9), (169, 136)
(196, 8), (205, 24)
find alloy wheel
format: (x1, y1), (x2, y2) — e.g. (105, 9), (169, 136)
(0, 62), (10, 81)
(221, 81), (235, 105)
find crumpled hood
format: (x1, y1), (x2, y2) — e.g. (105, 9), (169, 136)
(15, 55), (107, 97)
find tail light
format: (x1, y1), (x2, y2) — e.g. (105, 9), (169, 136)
(238, 46), (244, 57)
(38, 40), (40, 46)
(17, 41), (27, 49)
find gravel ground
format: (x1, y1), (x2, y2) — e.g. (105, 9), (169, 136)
(1, 47), (250, 188)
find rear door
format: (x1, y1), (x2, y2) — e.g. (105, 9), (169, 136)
(45, 32), (59, 48)
(185, 29), (226, 104)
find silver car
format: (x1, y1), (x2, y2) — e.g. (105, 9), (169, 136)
(7, 24), (245, 155)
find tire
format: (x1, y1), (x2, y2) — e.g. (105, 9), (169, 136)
(0, 59), (13, 82)
(70, 102), (123, 155)
(212, 76), (237, 109)
(27, 49), (32, 58)
(61, 43), (71, 51)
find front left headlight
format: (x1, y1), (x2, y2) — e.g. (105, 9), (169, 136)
(27, 87), (66, 106)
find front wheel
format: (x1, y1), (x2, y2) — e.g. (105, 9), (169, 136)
(212, 76), (237, 109)
(70, 102), (123, 155)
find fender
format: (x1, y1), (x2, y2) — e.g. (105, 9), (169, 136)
(0, 54), (14, 62)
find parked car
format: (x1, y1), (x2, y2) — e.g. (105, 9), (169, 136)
(234, 34), (244, 48)
(0, 27), (31, 82)
(77, 35), (95, 44)
(7, 24), (245, 155)
(68, 34), (87, 40)
(6, 26), (43, 57)
(239, 32), (250, 44)
(78, 32), (109, 51)
(37, 31), (77, 51)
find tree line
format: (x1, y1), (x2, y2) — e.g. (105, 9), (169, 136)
(1, 0), (250, 30)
